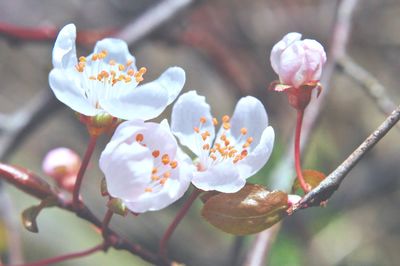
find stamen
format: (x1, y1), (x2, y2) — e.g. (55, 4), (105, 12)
(79, 56), (86, 62)
(241, 128), (248, 135)
(163, 171), (171, 178)
(135, 133), (144, 142)
(145, 187), (153, 192)
(118, 64), (125, 71)
(127, 69), (135, 76)
(126, 59), (133, 66)
(151, 175), (160, 181)
(223, 122), (231, 130)
(161, 154), (170, 165)
(222, 115), (230, 123)
(200, 117), (207, 124)
(152, 150), (160, 158)
(203, 144), (210, 150)
(194, 127), (200, 133)
(213, 117), (218, 126)
(109, 59), (117, 66)
(152, 168), (158, 174)
(170, 161), (178, 169)
(247, 137), (253, 144)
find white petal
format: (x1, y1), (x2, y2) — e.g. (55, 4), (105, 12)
(192, 162), (245, 193)
(99, 79), (170, 121)
(49, 68), (99, 116)
(160, 67), (186, 105)
(99, 141), (153, 200)
(270, 32), (302, 74)
(52, 24), (78, 69)
(228, 96), (269, 148)
(92, 38), (137, 70)
(171, 91), (215, 157)
(236, 126), (275, 179)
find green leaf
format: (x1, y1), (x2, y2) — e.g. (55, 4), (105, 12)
(21, 197), (57, 233)
(201, 184), (288, 235)
(292, 169), (326, 193)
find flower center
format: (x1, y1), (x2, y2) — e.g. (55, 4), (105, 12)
(75, 50), (147, 86)
(134, 133), (178, 193)
(194, 116), (253, 167)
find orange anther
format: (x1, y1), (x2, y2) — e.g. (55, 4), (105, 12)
(118, 64), (125, 71)
(139, 67), (147, 74)
(152, 150), (160, 158)
(213, 117), (218, 126)
(223, 122), (231, 130)
(89, 76), (96, 80)
(127, 69), (135, 76)
(159, 178), (167, 185)
(210, 154), (217, 161)
(163, 171), (171, 178)
(109, 59), (116, 66)
(124, 76), (132, 83)
(91, 54), (98, 61)
(241, 149), (248, 157)
(101, 70), (109, 78)
(222, 115), (230, 123)
(145, 187), (153, 192)
(136, 133), (144, 142)
(161, 154), (170, 165)
(151, 175), (160, 181)
(247, 137), (254, 144)
(224, 139), (230, 146)
(152, 168), (158, 174)
(201, 132), (209, 141)
(170, 161), (178, 169)
(203, 144), (210, 150)
(241, 128), (248, 135)
(126, 59), (133, 66)
(220, 134), (226, 141)
(194, 127), (200, 133)
(200, 117), (207, 124)
(242, 142), (250, 148)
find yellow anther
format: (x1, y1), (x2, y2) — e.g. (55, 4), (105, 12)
(228, 150), (237, 157)
(203, 144), (210, 150)
(152, 150), (160, 158)
(79, 56), (86, 62)
(161, 154), (170, 165)
(194, 127), (200, 133)
(220, 135), (226, 141)
(152, 168), (158, 174)
(213, 117), (218, 126)
(159, 178), (167, 185)
(89, 76), (96, 80)
(91, 54), (98, 61)
(109, 59), (116, 66)
(247, 137), (253, 144)
(151, 175), (160, 181)
(200, 117), (207, 124)
(75, 62), (85, 72)
(170, 161), (178, 169)
(241, 128), (248, 135)
(136, 133), (144, 142)
(223, 122), (231, 130)
(124, 76), (132, 83)
(118, 64), (125, 71)
(145, 187), (153, 192)
(127, 69), (135, 76)
(139, 67), (147, 74)
(126, 59), (133, 66)
(118, 75), (125, 81)
(222, 115), (230, 123)
(242, 142), (250, 148)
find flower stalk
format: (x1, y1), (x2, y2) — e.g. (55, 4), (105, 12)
(72, 133), (98, 209)
(294, 109), (310, 193)
(159, 188), (202, 257)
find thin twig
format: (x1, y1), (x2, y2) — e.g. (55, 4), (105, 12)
(293, 104), (400, 212)
(114, 0), (195, 44)
(244, 0), (360, 265)
(337, 55), (400, 131)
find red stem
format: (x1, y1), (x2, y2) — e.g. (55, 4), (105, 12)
(159, 188), (201, 257)
(19, 243), (104, 266)
(294, 109), (310, 193)
(72, 134), (98, 209)
(102, 209), (114, 242)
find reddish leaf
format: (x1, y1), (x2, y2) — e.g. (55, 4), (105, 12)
(201, 184), (288, 235)
(0, 163), (55, 199)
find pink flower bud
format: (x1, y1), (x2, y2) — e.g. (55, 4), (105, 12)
(270, 32), (326, 88)
(42, 147), (81, 182)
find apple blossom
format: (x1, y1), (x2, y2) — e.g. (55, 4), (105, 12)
(99, 119), (194, 213)
(49, 24), (185, 121)
(171, 91), (275, 193)
(270, 32), (326, 89)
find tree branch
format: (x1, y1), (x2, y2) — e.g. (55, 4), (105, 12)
(293, 104), (400, 212)
(337, 55), (400, 131)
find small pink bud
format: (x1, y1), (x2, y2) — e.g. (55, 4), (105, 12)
(270, 32), (326, 88)
(42, 147), (81, 183)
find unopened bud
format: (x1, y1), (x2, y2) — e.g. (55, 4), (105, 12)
(42, 147), (81, 181)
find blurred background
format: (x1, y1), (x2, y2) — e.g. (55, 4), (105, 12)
(0, 0), (399, 265)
